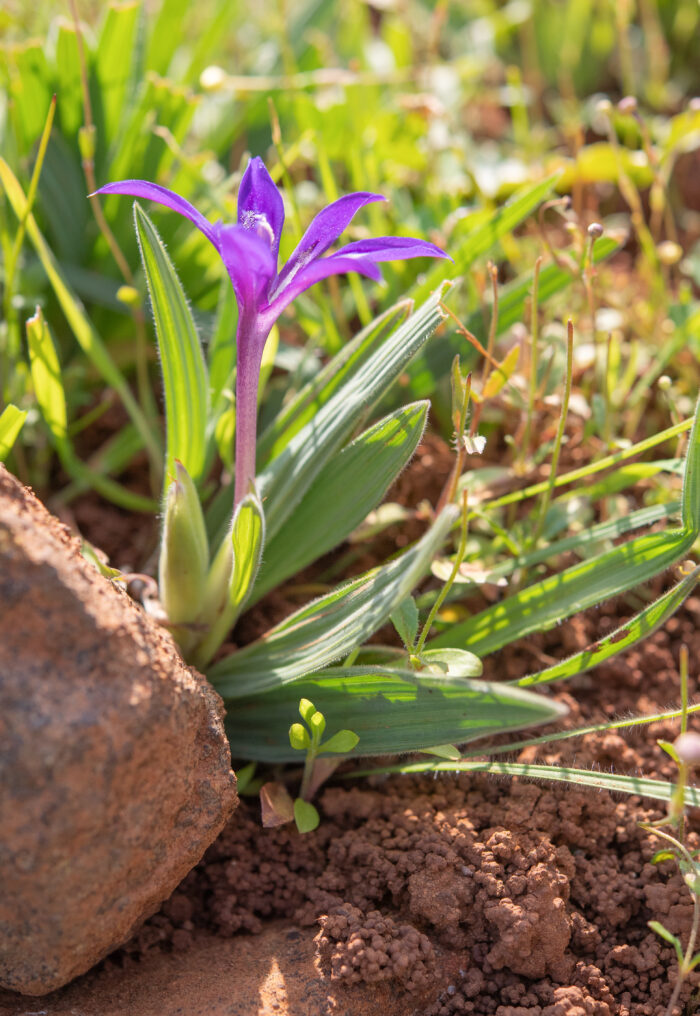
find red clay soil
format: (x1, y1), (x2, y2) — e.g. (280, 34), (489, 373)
(2, 596), (699, 1015)
(3, 435), (700, 1015)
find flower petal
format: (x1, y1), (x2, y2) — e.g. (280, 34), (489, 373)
(237, 157), (285, 262)
(274, 192), (386, 294)
(332, 236), (451, 262)
(266, 252), (383, 320)
(215, 223), (277, 316)
(92, 180), (218, 245)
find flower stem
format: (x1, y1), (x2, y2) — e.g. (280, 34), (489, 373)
(234, 319), (268, 505)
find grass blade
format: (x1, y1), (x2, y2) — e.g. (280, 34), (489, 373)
(347, 760), (700, 809)
(431, 529), (692, 656)
(517, 565), (700, 686)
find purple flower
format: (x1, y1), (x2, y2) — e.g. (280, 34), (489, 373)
(94, 158), (448, 505)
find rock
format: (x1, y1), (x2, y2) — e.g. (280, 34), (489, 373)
(0, 465), (238, 995)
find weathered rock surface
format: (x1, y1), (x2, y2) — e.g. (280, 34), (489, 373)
(0, 465), (238, 995)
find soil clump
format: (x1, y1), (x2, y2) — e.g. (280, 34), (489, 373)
(2, 593), (698, 1014)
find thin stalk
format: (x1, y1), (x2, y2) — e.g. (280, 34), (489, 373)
(522, 255), (542, 459)
(582, 224), (612, 448)
(471, 264), (499, 435)
(640, 823), (700, 1016)
(413, 492), (469, 657)
(529, 319), (574, 549)
(300, 748), (317, 801)
(679, 643), (690, 843)
(437, 368), (472, 512)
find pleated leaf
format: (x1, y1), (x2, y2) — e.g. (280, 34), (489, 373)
(208, 507), (458, 697)
(432, 394), (700, 656)
(517, 565), (700, 687)
(431, 528), (693, 657)
(225, 666), (567, 763)
(258, 289), (448, 541)
(134, 203), (209, 486)
(257, 299), (412, 466)
(254, 401), (428, 600)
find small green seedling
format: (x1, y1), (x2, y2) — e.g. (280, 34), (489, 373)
(288, 698), (359, 833)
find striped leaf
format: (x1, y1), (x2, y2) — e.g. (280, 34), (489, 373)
(134, 204), (209, 487)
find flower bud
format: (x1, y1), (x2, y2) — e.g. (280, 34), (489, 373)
(657, 241), (683, 266)
(587, 222), (604, 239)
(289, 724), (311, 751)
(674, 732), (700, 767)
(618, 96), (638, 115)
(159, 460), (209, 626)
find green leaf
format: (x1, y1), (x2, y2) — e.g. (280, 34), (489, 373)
(230, 490), (265, 611)
(192, 489), (265, 668)
(24, 308), (156, 513)
(258, 289), (448, 541)
(650, 850), (677, 865)
(682, 395), (700, 532)
(320, 729), (360, 754)
(517, 565), (700, 687)
(145, 0), (192, 74)
(353, 759), (700, 811)
(95, 1), (141, 148)
(299, 698), (316, 724)
(419, 648), (483, 677)
(0, 405), (27, 461)
(224, 665), (567, 763)
(233, 761), (257, 794)
(294, 798), (320, 834)
(417, 744), (462, 760)
(209, 507), (458, 697)
(434, 392), (700, 659)
(431, 529), (692, 657)
(134, 204), (209, 487)
(5, 40), (52, 155)
(26, 307), (67, 445)
(0, 158), (161, 469)
(391, 595), (420, 650)
(257, 299), (412, 466)
(254, 402), (428, 601)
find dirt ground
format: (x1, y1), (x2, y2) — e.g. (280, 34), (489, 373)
(3, 436), (699, 1016)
